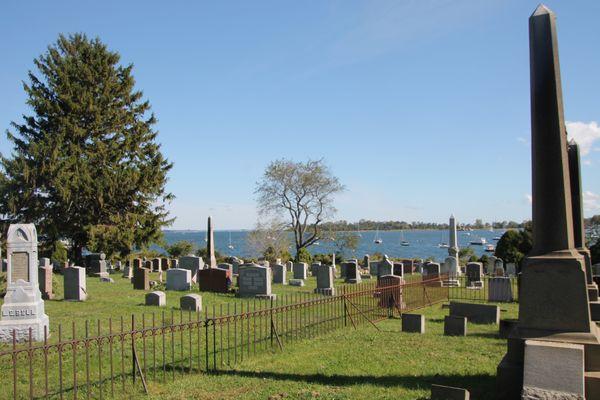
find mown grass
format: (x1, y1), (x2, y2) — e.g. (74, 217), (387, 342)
(142, 302), (517, 400)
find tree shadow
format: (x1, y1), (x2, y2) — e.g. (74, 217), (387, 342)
(211, 369), (496, 398)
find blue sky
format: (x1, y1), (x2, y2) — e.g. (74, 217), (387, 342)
(1, 1), (599, 229)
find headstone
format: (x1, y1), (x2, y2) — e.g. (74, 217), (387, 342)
(505, 263), (516, 276)
(272, 264), (287, 284)
(152, 258), (160, 272)
(0, 224), (50, 342)
(145, 291), (166, 307)
(289, 279), (305, 287)
(363, 254), (370, 271)
(443, 257), (461, 287)
(122, 262), (133, 279)
(38, 261), (54, 300)
(485, 256), (497, 275)
(89, 256), (107, 276)
(402, 314), (425, 334)
(132, 258), (142, 270)
(422, 262), (441, 280)
(367, 255), (378, 276)
(488, 277), (513, 302)
(285, 260), (293, 273)
(238, 264), (275, 299)
(133, 267), (150, 290)
(377, 275), (404, 309)
(449, 301), (499, 324)
(232, 259), (243, 275)
(377, 256), (394, 278)
(310, 262), (320, 277)
(166, 268), (191, 291)
(180, 294), (202, 312)
(100, 276), (114, 283)
(344, 260), (361, 284)
(144, 260), (152, 271)
(465, 262), (484, 288)
(494, 265), (505, 277)
(400, 259), (415, 274)
(444, 315), (467, 336)
(206, 216), (217, 268)
(171, 259), (179, 268)
(431, 384), (470, 400)
(64, 266), (87, 301)
(217, 263), (233, 274)
(522, 340), (584, 399)
(315, 264), (335, 296)
(179, 256), (203, 283)
(160, 258), (170, 270)
(393, 262), (404, 277)
(292, 262), (308, 280)
(493, 258), (503, 274)
(198, 268), (230, 293)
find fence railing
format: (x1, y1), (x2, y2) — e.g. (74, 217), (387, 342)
(0, 276), (448, 399)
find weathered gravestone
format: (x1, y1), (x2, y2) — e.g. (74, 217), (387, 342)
(160, 258), (170, 270)
(133, 266), (150, 291)
(272, 264), (287, 284)
(377, 256), (394, 278)
(64, 266), (87, 301)
(152, 258), (161, 272)
(444, 315), (467, 336)
(393, 262), (404, 277)
(38, 258), (54, 300)
(0, 224), (50, 342)
(377, 275), (404, 309)
(292, 262), (308, 280)
(310, 262), (321, 277)
(497, 11), (600, 396)
(198, 268), (230, 293)
(466, 262), (484, 288)
(289, 279), (305, 287)
(402, 313), (425, 334)
(179, 256), (203, 283)
(485, 256), (497, 275)
(285, 260), (293, 273)
(505, 263), (516, 276)
(315, 264), (335, 296)
(180, 294), (202, 312)
(422, 262), (440, 279)
(344, 260), (361, 284)
(238, 264), (275, 299)
(86, 253), (107, 276)
(166, 268), (191, 291)
(145, 291), (166, 307)
(488, 277), (513, 302)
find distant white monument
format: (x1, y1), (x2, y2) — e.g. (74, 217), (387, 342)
(0, 224), (50, 342)
(443, 214), (461, 287)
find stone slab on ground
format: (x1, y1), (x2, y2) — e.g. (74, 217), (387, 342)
(444, 315), (467, 336)
(449, 301), (500, 324)
(401, 313), (425, 334)
(430, 384), (470, 400)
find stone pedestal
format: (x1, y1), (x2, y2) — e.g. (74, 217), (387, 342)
(64, 266), (87, 301)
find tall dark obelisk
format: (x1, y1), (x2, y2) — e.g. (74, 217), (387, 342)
(568, 140), (598, 299)
(496, 5), (599, 399)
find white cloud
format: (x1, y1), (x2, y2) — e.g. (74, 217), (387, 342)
(566, 121), (600, 155)
(583, 159), (593, 166)
(525, 194), (532, 204)
(583, 191), (600, 212)
(517, 137), (528, 145)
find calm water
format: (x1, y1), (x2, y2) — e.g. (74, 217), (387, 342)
(161, 229), (504, 262)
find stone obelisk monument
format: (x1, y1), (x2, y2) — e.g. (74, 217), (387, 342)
(443, 214), (461, 286)
(496, 5), (600, 399)
(568, 140), (599, 304)
(207, 216), (217, 268)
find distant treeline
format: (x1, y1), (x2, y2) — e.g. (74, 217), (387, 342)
(321, 219), (527, 231)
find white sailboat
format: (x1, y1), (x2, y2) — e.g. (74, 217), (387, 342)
(373, 227), (382, 244)
(227, 231), (234, 249)
(438, 231), (449, 248)
(400, 230), (409, 246)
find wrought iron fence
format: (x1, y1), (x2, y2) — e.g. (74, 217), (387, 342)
(0, 276), (448, 399)
(448, 275), (519, 302)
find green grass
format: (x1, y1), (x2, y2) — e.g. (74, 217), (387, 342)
(0, 271), (516, 399)
(143, 302), (517, 400)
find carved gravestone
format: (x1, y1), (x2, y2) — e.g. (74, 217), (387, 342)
(393, 262), (405, 277)
(293, 262), (308, 280)
(377, 256), (394, 278)
(166, 268), (191, 291)
(64, 267), (87, 301)
(133, 267), (150, 290)
(238, 264), (275, 299)
(315, 264), (335, 296)
(38, 258), (54, 300)
(179, 256), (203, 283)
(198, 268), (230, 293)
(344, 260), (361, 284)
(0, 224), (50, 342)
(272, 264), (287, 284)
(466, 262), (484, 288)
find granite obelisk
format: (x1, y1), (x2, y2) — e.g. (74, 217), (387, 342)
(496, 5), (600, 398)
(207, 216), (217, 268)
(443, 214), (461, 286)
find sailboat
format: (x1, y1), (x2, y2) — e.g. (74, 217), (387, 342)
(400, 230), (410, 246)
(438, 231), (449, 248)
(373, 227), (382, 244)
(227, 231), (234, 249)
(356, 222), (362, 237)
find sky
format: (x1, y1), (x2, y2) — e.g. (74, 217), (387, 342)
(1, 1), (599, 230)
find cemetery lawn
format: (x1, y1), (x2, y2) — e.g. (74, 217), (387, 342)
(145, 302), (517, 400)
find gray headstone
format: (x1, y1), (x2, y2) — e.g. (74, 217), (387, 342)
(64, 266), (87, 301)
(238, 264), (274, 299)
(145, 291), (166, 307)
(179, 256), (203, 283)
(272, 264), (287, 284)
(180, 294), (202, 312)
(166, 268), (192, 291)
(292, 262), (308, 280)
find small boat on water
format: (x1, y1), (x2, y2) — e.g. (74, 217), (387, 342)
(373, 227), (382, 244)
(470, 237), (486, 245)
(227, 231), (234, 250)
(400, 230), (410, 246)
(438, 231), (449, 248)
(493, 236), (502, 241)
(484, 244), (495, 252)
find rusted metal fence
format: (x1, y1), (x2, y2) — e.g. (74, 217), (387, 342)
(0, 276), (448, 399)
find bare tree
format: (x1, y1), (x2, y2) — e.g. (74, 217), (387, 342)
(246, 219), (291, 262)
(255, 159), (344, 256)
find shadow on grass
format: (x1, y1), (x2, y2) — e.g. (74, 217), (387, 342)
(211, 369), (496, 397)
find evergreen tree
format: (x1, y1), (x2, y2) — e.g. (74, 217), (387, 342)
(0, 33), (173, 262)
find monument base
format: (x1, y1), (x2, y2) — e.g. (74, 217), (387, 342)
(0, 281), (50, 343)
(0, 314), (49, 342)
